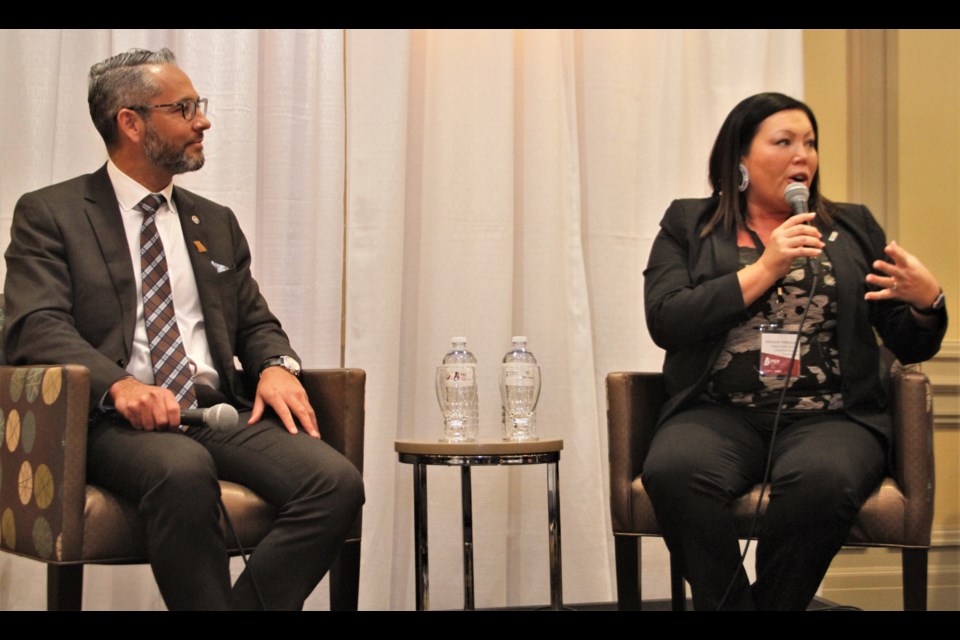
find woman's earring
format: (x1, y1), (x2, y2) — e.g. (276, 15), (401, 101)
(738, 163), (749, 192)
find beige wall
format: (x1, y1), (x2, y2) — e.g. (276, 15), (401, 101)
(804, 29), (960, 611)
(803, 30), (850, 203)
(897, 31), (959, 333)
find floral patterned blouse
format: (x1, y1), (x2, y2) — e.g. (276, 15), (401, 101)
(706, 248), (844, 412)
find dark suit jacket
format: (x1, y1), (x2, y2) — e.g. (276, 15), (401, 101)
(643, 197), (947, 445)
(3, 164), (298, 409)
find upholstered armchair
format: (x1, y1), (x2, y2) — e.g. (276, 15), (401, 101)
(0, 294), (365, 610)
(606, 355), (935, 611)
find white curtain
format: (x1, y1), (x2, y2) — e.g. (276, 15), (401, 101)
(0, 28), (802, 610)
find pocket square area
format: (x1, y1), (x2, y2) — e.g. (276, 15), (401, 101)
(211, 260), (230, 274)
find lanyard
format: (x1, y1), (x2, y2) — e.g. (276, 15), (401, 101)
(745, 226), (786, 325)
(745, 227), (766, 254)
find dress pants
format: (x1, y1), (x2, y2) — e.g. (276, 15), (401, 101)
(87, 406), (365, 611)
(642, 403), (885, 611)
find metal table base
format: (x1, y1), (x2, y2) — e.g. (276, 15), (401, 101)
(396, 439), (564, 611)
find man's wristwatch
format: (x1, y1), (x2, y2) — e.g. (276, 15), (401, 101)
(912, 289), (946, 316)
(259, 355), (302, 378)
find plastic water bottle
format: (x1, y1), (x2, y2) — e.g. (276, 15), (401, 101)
(500, 336), (541, 441)
(437, 337), (479, 441)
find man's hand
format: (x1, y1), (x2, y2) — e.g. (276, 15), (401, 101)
(249, 366), (320, 438)
(110, 376), (182, 431)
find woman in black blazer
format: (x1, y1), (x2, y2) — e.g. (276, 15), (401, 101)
(641, 93), (946, 610)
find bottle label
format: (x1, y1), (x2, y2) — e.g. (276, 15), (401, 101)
(441, 363), (476, 387)
(502, 362), (535, 386)
(437, 363), (478, 441)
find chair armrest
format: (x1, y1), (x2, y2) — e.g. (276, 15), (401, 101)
(300, 368), (365, 476)
(606, 372), (665, 533)
(890, 365), (935, 544)
(300, 368), (365, 545)
(0, 364), (90, 563)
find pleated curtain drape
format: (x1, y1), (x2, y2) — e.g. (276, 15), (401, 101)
(0, 28), (802, 610)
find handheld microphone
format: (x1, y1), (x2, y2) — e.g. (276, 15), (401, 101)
(783, 182), (818, 275)
(180, 403), (239, 431)
(784, 182), (809, 215)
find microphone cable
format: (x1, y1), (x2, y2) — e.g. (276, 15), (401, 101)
(218, 496), (268, 610)
(715, 265), (820, 611)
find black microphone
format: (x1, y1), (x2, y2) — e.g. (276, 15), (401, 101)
(784, 182), (809, 215)
(783, 182), (818, 275)
(180, 403), (239, 431)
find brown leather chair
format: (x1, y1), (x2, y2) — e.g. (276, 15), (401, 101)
(606, 357), (935, 611)
(0, 294), (365, 610)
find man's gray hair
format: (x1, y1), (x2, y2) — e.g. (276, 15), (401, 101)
(88, 48), (178, 147)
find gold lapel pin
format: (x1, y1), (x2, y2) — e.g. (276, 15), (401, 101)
(194, 240), (207, 253)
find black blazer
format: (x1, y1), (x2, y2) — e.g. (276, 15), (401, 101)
(3, 165), (298, 409)
(643, 197), (946, 445)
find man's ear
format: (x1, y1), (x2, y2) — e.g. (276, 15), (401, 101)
(116, 108), (144, 145)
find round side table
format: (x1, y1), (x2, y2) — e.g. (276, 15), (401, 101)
(395, 438), (564, 611)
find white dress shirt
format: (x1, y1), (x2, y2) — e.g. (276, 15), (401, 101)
(107, 160), (220, 390)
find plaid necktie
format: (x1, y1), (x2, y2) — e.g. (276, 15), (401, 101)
(137, 193), (197, 410)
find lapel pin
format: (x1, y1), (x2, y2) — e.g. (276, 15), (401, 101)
(194, 240), (208, 253)
(191, 215), (200, 225)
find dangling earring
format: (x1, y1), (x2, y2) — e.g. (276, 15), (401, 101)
(738, 163), (749, 192)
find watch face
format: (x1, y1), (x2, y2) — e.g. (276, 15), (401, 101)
(261, 356), (301, 377)
(280, 356), (301, 374)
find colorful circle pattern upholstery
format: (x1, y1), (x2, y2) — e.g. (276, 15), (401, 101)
(0, 367), (65, 560)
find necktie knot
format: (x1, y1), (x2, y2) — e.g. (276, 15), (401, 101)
(137, 193), (167, 216)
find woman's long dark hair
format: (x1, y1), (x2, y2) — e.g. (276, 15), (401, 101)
(702, 92), (833, 237)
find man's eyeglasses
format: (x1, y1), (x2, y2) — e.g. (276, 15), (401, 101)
(125, 98), (208, 121)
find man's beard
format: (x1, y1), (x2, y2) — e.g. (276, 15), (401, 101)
(144, 123), (204, 174)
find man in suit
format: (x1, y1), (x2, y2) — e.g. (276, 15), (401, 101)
(3, 48), (364, 610)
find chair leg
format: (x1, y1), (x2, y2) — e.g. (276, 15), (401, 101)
(47, 564), (83, 611)
(329, 539), (361, 611)
(669, 553), (686, 611)
(902, 547), (928, 611)
(614, 535), (641, 610)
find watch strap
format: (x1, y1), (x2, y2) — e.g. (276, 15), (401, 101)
(259, 355), (301, 377)
(912, 289), (945, 316)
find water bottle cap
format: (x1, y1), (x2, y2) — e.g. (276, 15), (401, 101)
(512, 336), (527, 344)
(451, 336), (467, 344)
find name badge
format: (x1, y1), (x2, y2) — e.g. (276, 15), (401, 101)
(758, 323), (800, 378)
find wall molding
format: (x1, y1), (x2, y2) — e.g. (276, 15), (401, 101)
(846, 29), (898, 234)
(933, 529), (960, 547)
(923, 339), (959, 430)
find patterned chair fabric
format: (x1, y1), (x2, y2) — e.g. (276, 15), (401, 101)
(0, 293), (366, 610)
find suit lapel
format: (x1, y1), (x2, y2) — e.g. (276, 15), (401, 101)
(83, 166), (138, 356)
(172, 188), (234, 387)
(819, 214), (867, 369)
(173, 188), (221, 316)
(819, 216), (860, 305)
(711, 224), (740, 278)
